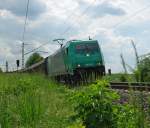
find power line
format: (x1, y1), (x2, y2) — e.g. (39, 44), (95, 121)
(50, 0), (79, 24)
(60, 0), (97, 36)
(24, 42), (50, 55)
(92, 4), (150, 38)
(24, 39), (67, 55)
(24, 1), (150, 56)
(23, 1), (75, 55)
(112, 4), (150, 29)
(23, 1), (150, 57)
(22, 0), (30, 41)
(24, 0), (97, 55)
(22, 0), (30, 69)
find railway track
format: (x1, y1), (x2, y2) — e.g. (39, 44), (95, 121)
(110, 82), (150, 91)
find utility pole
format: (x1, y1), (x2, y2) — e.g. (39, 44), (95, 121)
(16, 60), (20, 71)
(22, 42), (24, 69)
(6, 61), (8, 72)
(21, 0), (30, 69)
(131, 40), (139, 65)
(120, 54), (127, 74)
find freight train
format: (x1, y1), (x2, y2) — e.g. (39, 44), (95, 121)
(22, 39), (105, 84)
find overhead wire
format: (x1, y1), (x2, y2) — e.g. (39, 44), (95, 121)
(24, 0), (97, 55)
(50, 0), (79, 26)
(60, 0), (97, 36)
(112, 4), (150, 29)
(92, 4), (150, 38)
(24, 1), (150, 56)
(22, 0), (30, 42)
(24, 42), (49, 55)
(24, 0), (79, 55)
(19, 0), (30, 69)
(24, 41), (62, 55)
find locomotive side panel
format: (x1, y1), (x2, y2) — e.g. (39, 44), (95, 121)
(47, 49), (67, 76)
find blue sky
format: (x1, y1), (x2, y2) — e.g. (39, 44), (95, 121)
(0, 0), (150, 72)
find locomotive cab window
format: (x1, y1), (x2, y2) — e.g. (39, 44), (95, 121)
(76, 43), (99, 54)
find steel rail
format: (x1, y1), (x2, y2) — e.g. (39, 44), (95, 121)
(110, 82), (150, 91)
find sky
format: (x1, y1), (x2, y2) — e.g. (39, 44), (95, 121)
(0, 0), (150, 72)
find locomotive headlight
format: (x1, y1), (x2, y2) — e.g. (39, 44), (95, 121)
(77, 64), (81, 67)
(97, 62), (101, 65)
(86, 53), (90, 57)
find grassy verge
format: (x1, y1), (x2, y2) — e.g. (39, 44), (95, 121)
(1, 73), (149, 128)
(103, 73), (136, 82)
(0, 73), (74, 128)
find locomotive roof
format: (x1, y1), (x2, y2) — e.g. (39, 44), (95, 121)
(65, 39), (98, 48)
(50, 40), (98, 57)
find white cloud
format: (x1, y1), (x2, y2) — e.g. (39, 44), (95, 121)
(0, 0), (150, 72)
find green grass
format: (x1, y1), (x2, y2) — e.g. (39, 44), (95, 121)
(103, 73), (136, 82)
(1, 73), (149, 128)
(0, 73), (75, 128)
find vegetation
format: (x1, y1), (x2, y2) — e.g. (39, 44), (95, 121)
(0, 74), (74, 128)
(71, 80), (150, 128)
(130, 55), (150, 82)
(72, 81), (119, 128)
(25, 53), (43, 68)
(119, 41), (150, 82)
(0, 73), (150, 127)
(130, 41), (150, 82)
(103, 73), (135, 82)
(0, 67), (2, 73)
(138, 57), (150, 82)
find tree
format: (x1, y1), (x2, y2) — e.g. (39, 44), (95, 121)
(0, 67), (3, 73)
(25, 53), (44, 68)
(138, 57), (150, 82)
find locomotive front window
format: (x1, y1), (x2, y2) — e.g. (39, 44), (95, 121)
(76, 44), (85, 50)
(76, 43), (99, 54)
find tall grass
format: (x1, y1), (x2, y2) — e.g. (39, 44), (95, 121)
(0, 73), (74, 128)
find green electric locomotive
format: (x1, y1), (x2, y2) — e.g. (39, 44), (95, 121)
(23, 39), (105, 83)
(46, 39), (105, 83)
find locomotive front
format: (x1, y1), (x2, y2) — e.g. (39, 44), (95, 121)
(69, 40), (105, 78)
(46, 39), (105, 84)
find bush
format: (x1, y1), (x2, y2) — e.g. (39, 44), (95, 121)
(71, 80), (150, 128)
(119, 74), (127, 82)
(0, 67), (2, 73)
(138, 57), (150, 82)
(72, 81), (119, 128)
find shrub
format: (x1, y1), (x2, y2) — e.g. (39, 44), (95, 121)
(119, 74), (127, 82)
(71, 80), (150, 128)
(0, 67), (2, 73)
(72, 81), (119, 128)
(138, 57), (150, 82)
